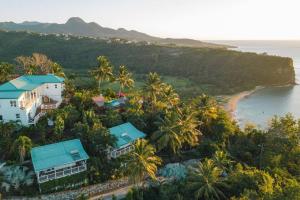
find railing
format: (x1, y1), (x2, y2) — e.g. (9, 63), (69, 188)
(28, 112), (46, 124)
(38, 164), (87, 183)
(41, 101), (60, 110)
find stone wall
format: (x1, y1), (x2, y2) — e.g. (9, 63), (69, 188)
(5, 178), (129, 200)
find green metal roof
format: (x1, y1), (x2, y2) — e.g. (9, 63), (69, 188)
(0, 74), (64, 99)
(31, 139), (89, 172)
(109, 122), (146, 148)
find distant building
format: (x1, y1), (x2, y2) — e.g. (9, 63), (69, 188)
(31, 139), (89, 184)
(92, 93), (127, 109)
(0, 74), (64, 126)
(108, 122), (146, 158)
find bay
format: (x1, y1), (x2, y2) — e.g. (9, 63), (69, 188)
(210, 40), (300, 128)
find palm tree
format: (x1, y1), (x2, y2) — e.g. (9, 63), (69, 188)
(179, 107), (201, 148)
(143, 72), (163, 107)
(192, 94), (218, 128)
(90, 56), (114, 93)
(152, 112), (183, 155)
(116, 65), (134, 95)
(213, 150), (234, 173)
(124, 139), (162, 185)
(0, 62), (14, 83)
(161, 84), (180, 109)
(152, 108), (201, 155)
(187, 159), (228, 200)
(12, 136), (32, 163)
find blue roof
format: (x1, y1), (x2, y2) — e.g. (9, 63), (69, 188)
(0, 74), (64, 99)
(109, 122), (146, 148)
(31, 139), (89, 172)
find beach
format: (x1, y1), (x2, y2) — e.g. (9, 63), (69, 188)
(224, 86), (264, 119)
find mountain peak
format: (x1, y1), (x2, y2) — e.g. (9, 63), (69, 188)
(66, 17), (86, 24)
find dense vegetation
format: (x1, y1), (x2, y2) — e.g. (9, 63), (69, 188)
(0, 55), (300, 199)
(0, 30), (295, 95)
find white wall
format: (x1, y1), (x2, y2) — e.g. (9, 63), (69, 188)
(0, 97), (28, 125)
(41, 83), (64, 102)
(0, 82), (64, 126)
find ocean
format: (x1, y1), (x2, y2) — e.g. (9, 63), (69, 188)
(210, 40), (300, 129)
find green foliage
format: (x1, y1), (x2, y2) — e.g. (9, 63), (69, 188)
(123, 139), (162, 184)
(12, 136), (32, 163)
(0, 30), (294, 95)
(39, 172), (88, 193)
(228, 167), (274, 198)
(0, 62), (14, 84)
(187, 159), (228, 200)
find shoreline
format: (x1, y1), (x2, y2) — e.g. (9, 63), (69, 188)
(223, 86), (264, 119)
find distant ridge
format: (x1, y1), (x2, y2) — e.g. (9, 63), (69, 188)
(0, 17), (229, 48)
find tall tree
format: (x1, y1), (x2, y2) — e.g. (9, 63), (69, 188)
(152, 111), (183, 155)
(90, 56), (114, 93)
(12, 136), (32, 163)
(187, 159), (228, 200)
(143, 72), (163, 108)
(0, 62), (14, 83)
(124, 139), (162, 185)
(116, 65), (134, 94)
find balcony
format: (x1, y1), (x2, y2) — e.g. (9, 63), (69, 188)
(41, 96), (60, 110)
(37, 164), (87, 183)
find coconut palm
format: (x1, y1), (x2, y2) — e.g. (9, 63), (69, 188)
(213, 150), (234, 173)
(192, 94), (218, 128)
(143, 72), (163, 107)
(179, 107), (201, 147)
(90, 56), (114, 93)
(187, 159), (228, 200)
(116, 65), (134, 94)
(161, 84), (180, 109)
(124, 139), (162, 185)
(0, 62), (14, 83)
(152, 112), (183, 155)
(12, 136), (32, 163)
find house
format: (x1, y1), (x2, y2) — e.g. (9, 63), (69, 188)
(92, 92), (127, 109)
(0, 74), (64, 126)
(108, 122), (146, 158)
(30, 139), (89, 184)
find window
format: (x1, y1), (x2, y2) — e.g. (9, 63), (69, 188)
(10, 101), (17, 107)
(0, 115), (3, 121)
(55, 84), (58, 89)
(16, 114), (20, 119)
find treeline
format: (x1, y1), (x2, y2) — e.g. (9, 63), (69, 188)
(1, 55), (300, 199)
(0, 30), (295, 94)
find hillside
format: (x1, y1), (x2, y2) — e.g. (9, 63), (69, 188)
(0, 17), (229, 49)
(0, 30), (295, 94)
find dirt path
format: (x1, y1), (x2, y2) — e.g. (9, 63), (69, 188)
(89, 185), (133, 200)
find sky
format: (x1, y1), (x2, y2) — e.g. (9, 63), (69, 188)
(1, 0), (300, 40)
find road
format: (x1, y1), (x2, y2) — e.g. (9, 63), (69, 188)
(89, 185), (133, 200)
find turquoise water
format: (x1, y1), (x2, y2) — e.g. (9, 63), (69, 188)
(210, 40), (300, 128)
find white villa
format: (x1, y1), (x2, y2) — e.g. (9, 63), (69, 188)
(0, 74), (64, 126)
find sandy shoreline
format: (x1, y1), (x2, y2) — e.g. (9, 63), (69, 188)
(224, 86), (264, 119)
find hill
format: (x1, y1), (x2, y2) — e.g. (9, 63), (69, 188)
(0, 30), (295, 95)
(0, 17), (229, 49)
